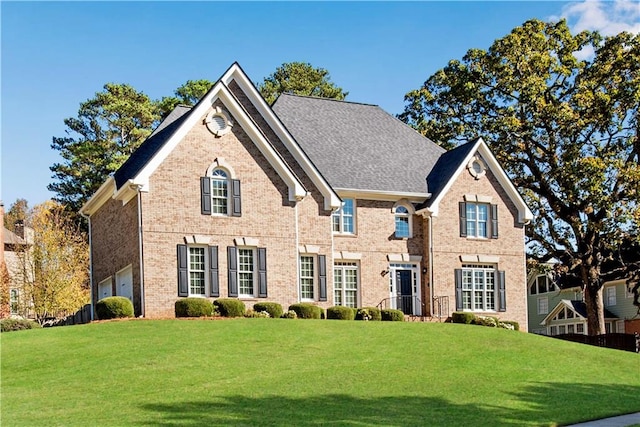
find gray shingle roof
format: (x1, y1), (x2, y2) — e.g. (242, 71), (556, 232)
(113, 105), (192, 189)
(418, 140), (478, 209)
(272, 94), (446, 195)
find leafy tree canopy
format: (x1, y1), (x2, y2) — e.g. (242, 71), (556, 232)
(49, 83), (159, 215)
(400, 19), (640, 334)
(3, 198), (29, 231)
(258, 62), (348, 105)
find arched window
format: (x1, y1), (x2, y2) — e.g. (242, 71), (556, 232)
(211, 168), (229, 215)
(394, 206), (411, 238)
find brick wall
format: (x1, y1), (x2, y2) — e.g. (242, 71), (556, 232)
(429, 162), (529, 331)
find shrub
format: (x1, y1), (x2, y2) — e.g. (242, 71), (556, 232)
(214, 298), (246, 317)
(473, 316), (498, 327)
(499, 320), (520, 331)
(0, 318), (42, 332)
(451, 311), (476, 324)
(95, 296), (134, 320)
(326, 306), (356, 320)
(288, 303), (323, 319)
(381, 309), (404, 322)
(281, 310), (297, 319)
(355, 307), (381, 321)
(253, 302), (283, 319)
(175, 298), (213, 318)
(245, 309), (270, 318)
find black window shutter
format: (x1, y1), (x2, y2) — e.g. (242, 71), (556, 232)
(231, 179), (242, 217)
(455, 269), (463, 311)
(227, 246), (238, 297)
(498, 270), (506, 312)
(318, 255), (327, 301)
(257, 247), (267, 297)
(491, 204), (499, 239)
(177, 245), (188, 297)
(209, 246), (219, 297)
(459, 202), (467, 237)
(201, 177), (211, 215)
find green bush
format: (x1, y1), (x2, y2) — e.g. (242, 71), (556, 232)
(451, 312), (476, 324)
(473, 316), (498, 327)
(498, 320), (520, 331)
(281, 310), (297, 319)
(95, 296), (134, 320)
(253, 302), (283, 319)
(326, 306), (356, 320)
(381, 309), (404, 322)
(355, 307), (381, 321)
(175, 298), (213, 318)
(0, 318), (42, 332)
(288, 303), (323, 319)
(245, 309), (270, 318)
(214, 298), (246, 317)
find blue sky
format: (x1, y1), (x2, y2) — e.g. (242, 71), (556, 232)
(1, 1), (639, 209)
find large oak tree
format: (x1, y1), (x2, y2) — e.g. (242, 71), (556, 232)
(400, 19), (640, 335)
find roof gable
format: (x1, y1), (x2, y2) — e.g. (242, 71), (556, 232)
(540, 299), (618, 325)
(272, 94), (446, 197)
(82, 63), (340, 216)
(417, 138), (533, 224)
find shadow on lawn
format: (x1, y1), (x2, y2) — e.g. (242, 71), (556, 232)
(139, 383), (639, 427)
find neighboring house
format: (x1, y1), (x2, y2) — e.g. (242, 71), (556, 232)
(3, 223), (33, 318)
(527, 272), (640, 335)
(81, 63), (533, 329)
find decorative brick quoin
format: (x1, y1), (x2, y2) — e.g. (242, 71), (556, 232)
(81, 63), (533, 329)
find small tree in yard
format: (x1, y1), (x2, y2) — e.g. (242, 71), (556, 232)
(16, 201), (89, 324)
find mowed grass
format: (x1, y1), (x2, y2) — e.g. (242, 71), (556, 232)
(2, 319), (639, 426)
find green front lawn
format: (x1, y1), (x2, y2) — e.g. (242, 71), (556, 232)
(2, 319), (638, 426)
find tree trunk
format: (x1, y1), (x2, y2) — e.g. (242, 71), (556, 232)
(583, 284), (605, 336)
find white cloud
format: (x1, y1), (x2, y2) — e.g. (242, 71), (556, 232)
(559, 0), (640, 36)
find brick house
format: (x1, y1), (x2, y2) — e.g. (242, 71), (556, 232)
(81, 63), (533, 329)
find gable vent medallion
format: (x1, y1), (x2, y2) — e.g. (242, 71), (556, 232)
(205, 106), (233, 137)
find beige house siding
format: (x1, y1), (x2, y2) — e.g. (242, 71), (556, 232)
(429, 161), (528, 331)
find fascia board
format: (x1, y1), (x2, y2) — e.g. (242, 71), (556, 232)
(427, 139), (483, 218)
(475, 139), (534, 223)
(80, 177), (116, 216)
(427, 138), (534, 223)
(132, 81), (306, 203)
(334, 188), (429, 203)
(222, 64), (341, 211)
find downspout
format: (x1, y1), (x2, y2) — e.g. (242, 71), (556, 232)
(295, 200), (300, 302)
(135, 186), (145, 318)
(428, 214), (435, 318)
(80, 211), (94, 321)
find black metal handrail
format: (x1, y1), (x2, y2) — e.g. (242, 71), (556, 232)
(376, 295), (422, 315)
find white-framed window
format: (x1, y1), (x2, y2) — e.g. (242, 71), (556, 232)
(394, 206), (411, 238)
(300, 255), (315, 300)
(461, 264), (496, 311)
(576, 323), (585, 334)
(9, 289), (19, 315)
(334, 262), (358, 307)
(237, 248), (255, 297)
(211, 168), (229, 215)
(466, 203), (489, 238)
(606, 286), (616, 306)
(530, 274), (558, 295)
(537, 297), (549, 315)
(616, 320), (625, 333)
(189, 246), (207, 296)
(332, 199), (355, 234)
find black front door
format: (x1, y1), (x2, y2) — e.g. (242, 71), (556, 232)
(396, 270), (413, 315)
